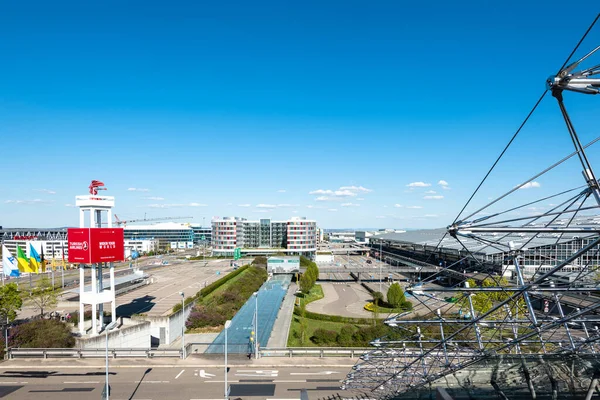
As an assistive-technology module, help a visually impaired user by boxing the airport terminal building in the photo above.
[370,220,600,280]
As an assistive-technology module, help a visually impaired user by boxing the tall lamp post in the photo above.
[379,240,383,293]
[224,320,232,400]
[253,291,259,359]
[104,320,118,400]
[179,291,185,359]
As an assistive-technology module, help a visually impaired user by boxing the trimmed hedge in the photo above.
[197,264,249,299]
[293,306,379,324]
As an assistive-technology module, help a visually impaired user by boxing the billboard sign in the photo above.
[68,228,124,263]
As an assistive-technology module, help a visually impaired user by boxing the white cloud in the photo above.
[339,185,372,193]
[143,196,165,201]
[34,189,56,195]
[424,214,439,218]
[334,189,356,197]
[328,208,338,212]
[406,205,423,209]
[425,190,437,194]
[407,182,431,187]
[394,204,403,208]
[64,203,76,208]
[238,204,251,207]
[128,188,149,192]
[357,198,365,201]
[341,203,360,207]
[277,189,286,193]
[292,210,298,213]
[256,204,276,208]
[309,186,369,199]
[188,202,207,207]
[309,189,333,195]
[518,181,541,189]
[277,203,297,207]
[5,199,53,205]
[438,180,449,186]
[423,195,444,200]
[316,196,330,201]
[254,209,269,213]
[375,216,386,219]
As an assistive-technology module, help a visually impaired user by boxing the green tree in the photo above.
[299,272,314,293]
[372,291,384,306]
[0,283,23,323]
[299,302,308,345]
[28,276,59,317]
[386,283,405,308]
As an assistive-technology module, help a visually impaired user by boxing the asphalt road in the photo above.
[0,365,355,400]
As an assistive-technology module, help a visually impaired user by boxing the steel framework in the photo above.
[343,24,600,400]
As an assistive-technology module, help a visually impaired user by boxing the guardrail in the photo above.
[7,347,182,359]
[260,347,371,358]
[8,346,371,359]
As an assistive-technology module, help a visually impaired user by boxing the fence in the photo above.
[7,347,181,359]
[8,346,371,359]
[185,343,371,358]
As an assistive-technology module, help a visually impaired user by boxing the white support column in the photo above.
[80,208,85,228]
[110,263,116,323]
[91,265,98,334]
[79,267,85,334]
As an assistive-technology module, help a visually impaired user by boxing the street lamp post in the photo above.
[104,320,118,400]
[253,291,259,359]
[224,320,232,400]
[179,291,185,359]
[379,240,383,293]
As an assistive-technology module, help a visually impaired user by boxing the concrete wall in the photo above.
[133,301,195,346]
[76,321,151,349]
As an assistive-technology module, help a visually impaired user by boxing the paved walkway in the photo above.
[307,283,374,318]
[266,281,298,348]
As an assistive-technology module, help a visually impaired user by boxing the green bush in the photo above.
[337,325,355,347]
[197,265,249,299]
[293,307,376,324]
[10,320,75,348]
[311,328,338,345]
[186,266,268,329]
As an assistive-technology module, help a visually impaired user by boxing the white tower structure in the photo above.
[76,181,117,335]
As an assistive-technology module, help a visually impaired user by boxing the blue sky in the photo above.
[1,1,599,229]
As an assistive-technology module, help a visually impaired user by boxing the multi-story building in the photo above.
[211,217,317,257]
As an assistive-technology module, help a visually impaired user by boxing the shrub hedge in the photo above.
[186,266,267,329]
[293,306,377,324]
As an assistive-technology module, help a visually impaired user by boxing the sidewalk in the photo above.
[266,281,298,348]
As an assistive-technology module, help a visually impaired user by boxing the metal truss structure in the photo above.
[343,20,600,400]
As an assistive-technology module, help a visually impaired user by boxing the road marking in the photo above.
[199,369,215,378]
[0,382,19,384]
[290,371,339,376]
[235,370,278,373]
[141,380,170,383]
[63,381,100,384]
[175,369,185,379]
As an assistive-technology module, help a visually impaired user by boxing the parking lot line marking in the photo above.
[175,369,185,379]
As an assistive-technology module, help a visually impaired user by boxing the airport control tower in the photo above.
[69,180,122,335]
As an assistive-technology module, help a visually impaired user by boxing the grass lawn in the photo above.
[287,314,372,347]
[295,284,324,307]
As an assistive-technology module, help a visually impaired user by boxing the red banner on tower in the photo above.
[68,228,124,263]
